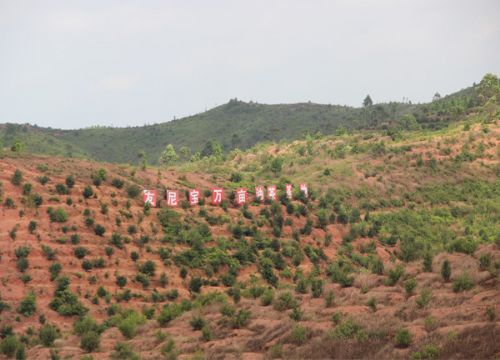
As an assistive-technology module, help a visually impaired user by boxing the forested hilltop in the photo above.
[1,74,498,165]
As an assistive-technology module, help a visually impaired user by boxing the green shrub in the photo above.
[16,258,29,273]
[116,276,127,288]
[395,328,412,348]
[367,297,376,312]
[118,311,146,339]
[486,306,495,321]
[423,252,433,272]
[80,331,100,353]
[65,175,75,188]
[201,326,212,341]
[22,183,32,195]
[55,183,68,195]
[190,315,206,331]
[48,207,68,223]
[416,288,432,308]
[111,178,124,189]
[410,344,439,360]
[189,277,203,293]
[70,234,80,245]
[49,277,88,316]
[404,278,417,296]
[479,253,492,271]
[158,304,184,326]
[0,335,21,357]
[386,264,405,285]
[139,261,156,277]
[295,277,308,294]
[49,263,62,281]
[39,324,59,346]
[74,247,88,259]
[331,318,363,339]
[452,273,474,292]
[0,300,10,314]
[229,309,251,328]
[289,306,303,321]
[17,292,36,317]
[126,184,141,198]
[134,273,150,288]
[82,186,94,199]
[273,292,298,311]
[15,344,26,360]
[14,246,31,259]
[423,315,438,332]
[74,315,100,336]
[260,289,274,306]
[441,260,451,282]
[311,278,323,298]
[288,325,310,345]
[4,197,15,208]
[11,170,23,186]
[94,224,106,236]
[38,175,49,185]
[110,342,139,360]
[324,290,335,307]
[370,257,384,275]
[268,344,283,359]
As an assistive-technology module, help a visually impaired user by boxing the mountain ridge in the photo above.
[0,80,481,164]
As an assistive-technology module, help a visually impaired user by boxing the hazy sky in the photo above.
[1,0,499,129]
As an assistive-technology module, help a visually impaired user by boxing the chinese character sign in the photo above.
[285,184,293,199]
[189,189,200,206]
[166,190,178,207]
[255,185,264,202]
[299,183,308,197]
[143,190,157,207]
[235,188,247,206]
[212,188,224,205]
[267,185,277,201]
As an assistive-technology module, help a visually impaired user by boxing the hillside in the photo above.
[0,107,498,359]
[0,80,480,165]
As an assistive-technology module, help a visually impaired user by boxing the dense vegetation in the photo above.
[1,75,497,164]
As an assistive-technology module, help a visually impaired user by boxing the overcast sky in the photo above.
[1,0,499,129]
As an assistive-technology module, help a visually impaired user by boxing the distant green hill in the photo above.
[0,80,484,164]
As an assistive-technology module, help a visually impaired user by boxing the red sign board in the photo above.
[166,190,178,207]
[143,190,157,207]
[189,189,200,206]
[235,188,247,206]
[267,185,277,201]
[212,188,224,205]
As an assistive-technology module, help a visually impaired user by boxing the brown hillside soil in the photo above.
[0,121,499,359]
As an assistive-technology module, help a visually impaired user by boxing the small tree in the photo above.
[116,276,127,288]
[363,95,373,107]
[82,186,94,199]
[139,261,156,277]
[395,328,412,348]
[11,170,23,186]
[423,252,433,272]
[270,157,283,176]
[17,292,36,316]
[189,277,202,294]
[0,335,21,357]
[65,175,75,188]
[39,324,59,347]
[80,331,100,353]
[441,259,451,282]
[159,144,179,166]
